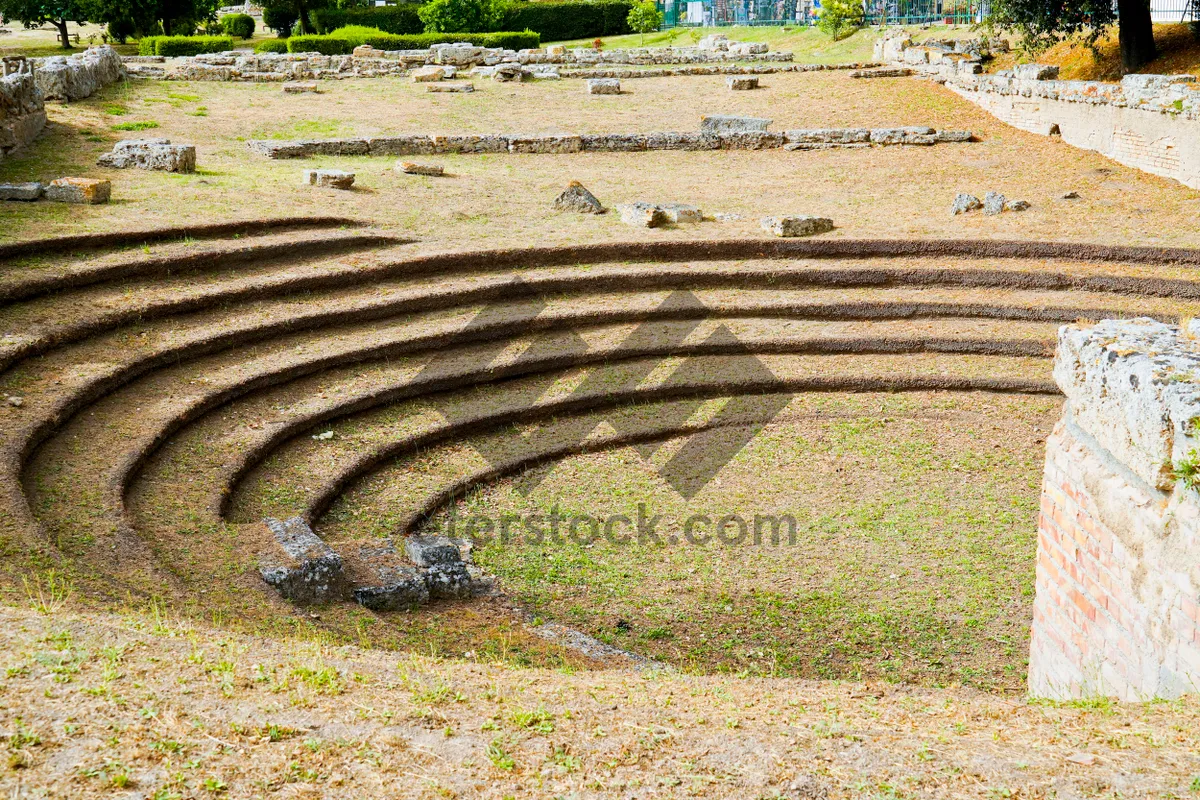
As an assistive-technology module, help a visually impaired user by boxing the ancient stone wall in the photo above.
[877,35,1200,189]
[32,45,125,102]
[1030,318,1200,700]
[0,63,45,162]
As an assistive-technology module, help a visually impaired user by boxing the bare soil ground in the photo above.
[2,602,1200,799]
[2,70,1200,248]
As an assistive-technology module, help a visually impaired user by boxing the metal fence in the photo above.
[657,0,1197,28]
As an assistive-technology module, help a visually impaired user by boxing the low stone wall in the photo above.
[32,45,125,102]
[247,126,973,158]
[560,62,880,80]
[878,35,1200,189]
[1031,318,1200,700]
[0,63,45,162]
[123,41,799,82]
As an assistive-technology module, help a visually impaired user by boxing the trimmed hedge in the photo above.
[220,13,255,39]
[287,29,540,53]
[286,34,354,55]
[311,6,424,35]
[503,1,634,41]
[312,2,631,42]
[139,35,235,57]
[253,38,290,53]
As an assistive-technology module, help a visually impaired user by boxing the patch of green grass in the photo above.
[112,121,161,132]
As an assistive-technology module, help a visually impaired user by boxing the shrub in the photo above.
[501,1,633,42]
[220,13,255,39]
[263,4,299,37]
[287,34,354,55]
[325,24,389,48]
[625,0,661,44]
[106,18,135,44]
[254,38,290,53]
[150,35,235,57]
[816,0,864,41]
[324,29,540,51]
[419,0,506,33]
[138,36,161,55]
[311,6,424,35]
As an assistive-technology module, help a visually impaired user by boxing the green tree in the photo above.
[418,0,504,34]
[0,0,91,48]
[625,0,661,45]
[815,0,864,42]
[986,0,1155,73]
[260,0,328,34]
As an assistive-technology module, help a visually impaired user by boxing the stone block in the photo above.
[760,215,833,237]
[412,65,447,82]
[303,169,354,189]
[405,535,464,567]
[660,203,703,223]
[553,181,605,213]
[617,202,669,228]
[950,193,981,215]
[258,517,349,605]
[282,81,319,93]
[700,114,772,133]
[645,131,720,150]
[399,161,444,176]
[45,177,110,204]
[1014,63,1059,81]
[983,191,1006,215]
[1005,199,1031,211]
[0,182,42,201]
[717,131,785,150]
[427,82,475,93]
[353,564,430,610]
[96,139,196,173]
[726,76,758,90]
[587,78,621,94]
[425,562,473,600]
[507,135,582,154]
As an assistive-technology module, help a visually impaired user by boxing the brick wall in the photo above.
[1029,319,1200,700]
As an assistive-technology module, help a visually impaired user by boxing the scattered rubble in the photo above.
[950,193,982,215]
[760,215,833,237]
[303,169,354,189]
[661,203,703,223]
[553,181,605,213]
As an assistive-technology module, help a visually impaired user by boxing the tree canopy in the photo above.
[987,0,1156,73]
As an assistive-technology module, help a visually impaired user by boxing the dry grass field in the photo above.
[5,41,1200,799]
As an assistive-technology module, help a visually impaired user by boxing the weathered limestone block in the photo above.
[45,177,110,204]
[427,82,474,93]
[553,180,605,213]
[718,131,785,149]
[760,215,833,237]
[726,75,758,90]
[983,191,1006,216]
[1014,63,1059,81]
[507,134,582,154]
[0,182,42,201]
[399,161,444,176]
[258,516,349,605]
[784,128,870,145]
[303,169,354,189]
[353,564,430,610]
[579,133,647,151]
[617,202,669,228]
[587,78,621,94]
[33,45,125,102]
[700,114,772,133]
[1006,199,1031,211]
[850,67,914,78]
[1029,318,1200,700]
[645,131,720,150]
[412,65,447,82]
[869,126,935,145]
[950,193,981,215]
[282,81,319,93]
[97,139,196,173]
[661,203,702,223]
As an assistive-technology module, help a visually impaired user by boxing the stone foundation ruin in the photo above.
[1031,318,1200,700]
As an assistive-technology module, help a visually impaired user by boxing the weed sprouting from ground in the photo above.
[22,570,73,615]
